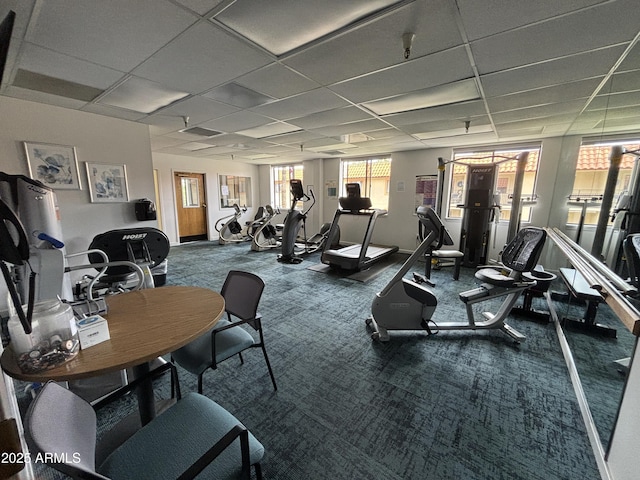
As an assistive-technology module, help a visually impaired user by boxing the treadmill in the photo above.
[321,183,398,271]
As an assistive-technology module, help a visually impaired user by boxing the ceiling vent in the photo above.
[180,126,223,137]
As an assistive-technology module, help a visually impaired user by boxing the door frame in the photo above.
[172,169,209,243]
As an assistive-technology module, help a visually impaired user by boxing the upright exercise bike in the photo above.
[278,179,338,264]
[366,206,546,342]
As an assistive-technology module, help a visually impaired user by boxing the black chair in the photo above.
[172,270,277,393]
[25,381,264,480]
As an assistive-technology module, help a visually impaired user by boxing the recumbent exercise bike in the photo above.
[367,206,547,342]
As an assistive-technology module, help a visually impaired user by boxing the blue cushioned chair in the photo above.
[172,270,277,393]
[24,381,264,480]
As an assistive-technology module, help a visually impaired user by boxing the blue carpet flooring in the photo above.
[15,240,624,479]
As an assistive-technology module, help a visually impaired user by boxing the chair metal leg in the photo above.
[424,253,433,279]
[170,363,182,400]
[254,462,263,480]
[197,373,204,394]
[261,345,277,391]
[238,352,244,364]
[453,257,461,280]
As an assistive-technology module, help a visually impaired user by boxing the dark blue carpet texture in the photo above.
[18,240,633,480]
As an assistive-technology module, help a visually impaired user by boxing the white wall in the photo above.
[0,96,157,310]
[153,153,260,245]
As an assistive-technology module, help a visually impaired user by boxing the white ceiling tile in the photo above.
[26,0,198,72]
[251,88,349,120]
[308,118,390,137]
[362,78,480,115]
[174,0,226,16]
[81,103,148,121]
[237,122,301,138]
[382,100,487,127]
[262,130,325,146]
[486,79,601,113]
[282,0,462,85]
[214,0,402,55]
[471,0,640,74]
[235,64,319,99]
[154,95,239,124]
[491,100,586,124]
[290,106,374,129]
[457,0,607,41]
[330,47,474,103]
[480,46,625,97]
[133,22,273,94]
[588,91,640,111]
[96,77,189,113]
[199,111,274,132]
[2,85,89,109]
[18,44,125,89]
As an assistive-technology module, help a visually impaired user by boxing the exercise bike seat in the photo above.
[402,278,437,306]
[474,268,518,287]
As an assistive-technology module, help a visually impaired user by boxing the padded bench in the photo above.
[558,267,616,338]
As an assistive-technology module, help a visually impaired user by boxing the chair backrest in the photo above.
[24,382,108,479]
[416,206,454,248]
[624,233,640,288]
[221,270,265,321]
[501,226,547,272]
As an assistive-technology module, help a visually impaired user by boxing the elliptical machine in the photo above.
[250,205,281,252]
[215,204,251,245]
[278,179,338,264]
[366,206,546,343]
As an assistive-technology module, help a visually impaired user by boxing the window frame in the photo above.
[340,156,392,210]
[271,164,304,210]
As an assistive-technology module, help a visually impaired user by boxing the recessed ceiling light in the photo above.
[363,78,480,116]
[97,77,189,114]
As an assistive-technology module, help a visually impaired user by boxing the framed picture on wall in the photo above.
[85,163,130,203]
[24,141,82,190]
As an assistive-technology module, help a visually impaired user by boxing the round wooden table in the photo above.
[1,285,225,423]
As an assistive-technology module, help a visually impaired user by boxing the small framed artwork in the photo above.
[24,141,82,190]
[86,163,130,203]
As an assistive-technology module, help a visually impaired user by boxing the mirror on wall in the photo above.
[219,175,251,208]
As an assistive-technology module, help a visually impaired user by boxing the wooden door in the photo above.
[174,172,208,243]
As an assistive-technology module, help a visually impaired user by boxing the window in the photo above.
[447,147,541,221]
[219,175,251,208]
[341,157,392,210]
[272,164,303,210]
[568,140,640,226]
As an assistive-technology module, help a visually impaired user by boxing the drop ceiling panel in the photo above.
[81,103,148,121]
[133,22,273,94]
[457,0,607,41]
[598,70,640,95]
[238,122,301,138]
[480,45,625,97]
[486,79,600,113]
[471,0,640,75]
[155,95,240,124]
[213,0,402,55]
[18,44,124,89]
[26,0,198,72]
[250,88,349,120]
[308,118,390,137]
[234,64,319,99]
[174,0,226,16]
[199,111,274,132]
[492,100,586,125]
[330,46,474,104]
[262,130,324,146]
[282,0,462,85]
[382,100,487,127]
[290,106,374,129]
[2,85,89,110]
[587,91,640,111]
